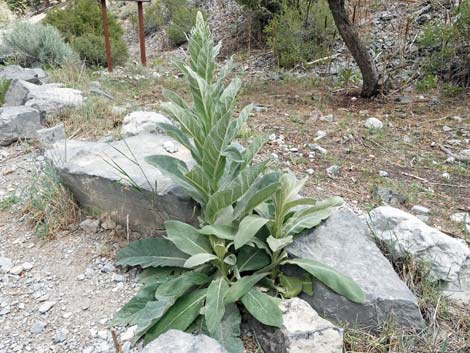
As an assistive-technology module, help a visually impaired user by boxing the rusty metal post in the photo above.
[100,0,113,72]
[137,1,147,66]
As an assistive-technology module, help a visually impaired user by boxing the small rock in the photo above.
[306,168,314,175]
[77,274,85,281]
[31,321,47,334]
[450,213,470,224]
[442,125,452,132]
[364,117,383,130]
[372,186,407,206]
[112,273,126,283]
[411,205,430,215]
[38,301,56,314]
[121,325,137,341]
[379,170,389,177]
[141,330,228,353]
[442,172,451,180]
[0,257,13,272]
[101,218,116,230]
[36,124,65,146]
[308,143,328,155]
[112,106,127,115]
[326,165,340,175]
[162,141,179,154]
[270,153,279,159]
[54,328,68,343]
[101,263,114,273]
[9,265,24,275]
[314,130,327,140]
[22,262,33,271]
[251,298,343,353]
[320,114,334,122]
[80,219,100,234]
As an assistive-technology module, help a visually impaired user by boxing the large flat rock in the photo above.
[0,65,46,84]
[46,134,197,233]
[141,330,228,353]
[0,106,42,146]
[368,206,470,303]
[4,79,83,118]
[287,209,424,329]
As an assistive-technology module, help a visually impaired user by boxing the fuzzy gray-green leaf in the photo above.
[116,238,189,268]
[241,288,282,328]
[165,220,213,256]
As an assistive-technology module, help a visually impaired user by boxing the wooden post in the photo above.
[100,0,113,72]
[137,1,147,66]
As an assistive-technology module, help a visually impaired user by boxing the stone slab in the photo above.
[287,209,424,329]
[46,134,198,234]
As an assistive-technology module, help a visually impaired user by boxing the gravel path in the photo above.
[0,145,141,353]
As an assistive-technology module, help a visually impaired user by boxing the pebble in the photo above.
[77,274,85,281]
[120,325,137,341]
[442,125,452,132]
[0,257,13,272]
[307,143,328,155]
[379,170,389,177]
[31,321,47,334]
[101,218,116,230]
[364,117,383,129]
[314,130,327,140]
[112,273,126,283]
[54,328,68,343]
[162,141,178,153]
[9,265,24,275]
[80,219,100,234]
[22,262,33,271]
[326,165,340,175]
[442,172,450,180]
[270,153,279,159]
[38,301,56,314]
[411,205,430,215]
[450,213,470,224]
[320,113,334,122]
[305,168,314,175]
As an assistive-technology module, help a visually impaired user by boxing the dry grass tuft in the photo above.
[23,164,80,238]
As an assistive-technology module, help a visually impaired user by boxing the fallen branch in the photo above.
[400,172,428,182]
[439,144,470,163]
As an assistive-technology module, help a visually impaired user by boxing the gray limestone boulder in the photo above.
[368,206,470,303]
[46,134,197,233]
[36,123,65,147]
[4,79,83,118]
[250,298,343,353]
[121,111,173,138]
[0,106,42,145]
[287,209,424,329]
[0,65,46,84]
[140,330,228,353]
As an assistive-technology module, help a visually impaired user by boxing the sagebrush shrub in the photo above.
[265,0,335,67]
[0,22,78,67]
[45,0,128,67]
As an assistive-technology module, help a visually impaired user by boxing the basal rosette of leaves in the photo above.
[113,12,365,353]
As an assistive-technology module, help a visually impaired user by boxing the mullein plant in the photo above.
[113,12,365,353]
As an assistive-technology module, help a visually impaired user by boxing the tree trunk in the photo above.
[327,0,379,97]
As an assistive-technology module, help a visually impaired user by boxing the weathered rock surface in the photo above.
[368,206,470,303]
[250,298,343,353]
[141,330,228,353]
[287,209,424,329]
[0,65,46,84]
[4,79,83,117]
[36,123,65,146]
[0,106,42,146]
[120,111,172,137]
[46,134,197,233]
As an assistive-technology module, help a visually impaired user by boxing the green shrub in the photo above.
[130,0,200,47]
[113,13,364,353]
[45,0,128,67]
[418,1,470,87]
[265,0,335,67]
[416,74,437,92]
[0,22,78,67]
